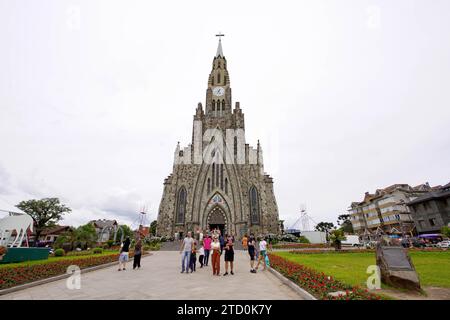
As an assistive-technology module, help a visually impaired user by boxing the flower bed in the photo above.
[0,252,133,290]
[285,247,446,255]
[288,249,375,255]
[272,243,330,249]
[66,249,117,257]
[268,253,382,300]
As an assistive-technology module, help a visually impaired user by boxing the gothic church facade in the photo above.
[156,39,279,239]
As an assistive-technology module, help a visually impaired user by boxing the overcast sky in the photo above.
[1,0,449,230]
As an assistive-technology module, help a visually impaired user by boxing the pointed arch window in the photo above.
[225,178,228,194]
[207,178,211,194]
[217,72,221,84]
[216,163,220,187]
[212,100,216,116]
[212,163,215,188]
[222,99,225,113]
[176,187,187,224]
[249,186,260,225]
[220,164,224,190]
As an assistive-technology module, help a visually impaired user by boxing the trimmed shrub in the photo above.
[272,243,330,249]
[67,250,92,257]
[298,236,310,244]
[54,249,65,257]
[0,253,134,290]
[93,248,103,254]
[279,234,298,242]
[144,243,160,251]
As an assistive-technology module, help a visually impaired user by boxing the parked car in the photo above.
[341,235,362,247]
[363,240,377,249]
[436,240,450,248]
[411,238,426,248]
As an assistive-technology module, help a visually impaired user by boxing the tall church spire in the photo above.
[206,33,232,118]
[215,32,225,57]
[216,38,223,57]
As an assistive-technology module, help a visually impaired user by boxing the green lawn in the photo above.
[0,250,119,269]
[274,251,450,288]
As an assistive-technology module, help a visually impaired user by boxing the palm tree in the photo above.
[329,229,346,251]
[53,230,76,250]
[74,223,97,249]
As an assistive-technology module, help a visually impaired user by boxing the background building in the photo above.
[407,182,450,234]
[90,219,118,242]
[39,225,72,243]
[349,183,436,237]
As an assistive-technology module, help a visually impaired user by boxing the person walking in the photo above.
[203,234,211,266]
[198,245,205,268]
[247,234,256,273]
[190,240,197,273]
[242,234,248,251]
[223,235,235,276]
[118,236,131,271]
[179,231,194,274]
[211,236,221,276]
[219,232,225,254]
[255,236,268,272]
[133,238,142,270]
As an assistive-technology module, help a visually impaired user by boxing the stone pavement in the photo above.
[0,250,303,300]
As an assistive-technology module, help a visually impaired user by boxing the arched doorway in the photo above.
[207,206,227,235]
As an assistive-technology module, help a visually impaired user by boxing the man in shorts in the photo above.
[247,234,256,273]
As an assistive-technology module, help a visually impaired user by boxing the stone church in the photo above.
[156,38,279,239]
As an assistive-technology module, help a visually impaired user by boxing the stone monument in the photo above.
[376,242,421,291]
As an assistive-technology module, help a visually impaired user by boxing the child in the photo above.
[189,240,197,273]
[198,245,205,268]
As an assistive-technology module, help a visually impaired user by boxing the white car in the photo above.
[436,240,450,248]
[341,235,362,247]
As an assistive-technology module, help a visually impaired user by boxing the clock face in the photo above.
[213,86,225,96]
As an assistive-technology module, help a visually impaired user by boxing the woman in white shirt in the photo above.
[255,237,268,271]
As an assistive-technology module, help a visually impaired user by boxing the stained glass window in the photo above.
[249,186,260,224]
[176,187,186,224]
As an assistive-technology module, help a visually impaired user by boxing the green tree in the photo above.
[329,229,347,251]
[314,222,335,233]
[116,224,134,243]
[16,198,71,246]
[150,220,157,236]
[337,214,354,233]
[74,223,97,248]
[441,226,450,238]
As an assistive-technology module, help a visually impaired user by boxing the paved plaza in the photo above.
[0,250,303,300]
